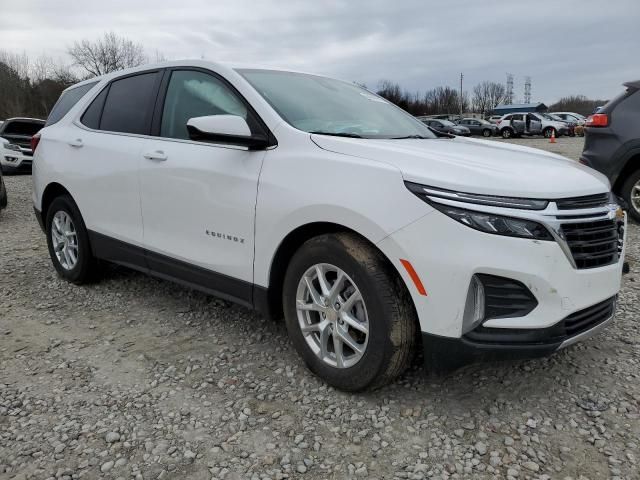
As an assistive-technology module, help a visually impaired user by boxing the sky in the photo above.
[1,0,639,104]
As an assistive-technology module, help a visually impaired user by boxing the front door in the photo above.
[527,114,542,135]
[138,69,266,305]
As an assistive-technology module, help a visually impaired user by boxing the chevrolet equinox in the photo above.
[33,61,626,391]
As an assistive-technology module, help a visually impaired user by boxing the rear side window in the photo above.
[98,72,160,135]
[2,120,44,136]
[81,88,108,129]
[45,82,97,127]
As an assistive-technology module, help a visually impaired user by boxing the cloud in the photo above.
[1,0,638,102]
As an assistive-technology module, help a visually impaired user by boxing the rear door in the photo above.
[138,68,267,305]
[511,114,525,134]
[69,70,162,260]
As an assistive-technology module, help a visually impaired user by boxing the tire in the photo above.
[501,128,513,139]
[282,233,417,391]
[543,127,556,138]
[482,129,492,137]
[621,170,640,223]
[45,195,100,284]
[0,176,7,210]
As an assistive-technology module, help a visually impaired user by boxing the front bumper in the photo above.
[377,205,625,364]
[1,155,33,173]
[422,296,616,372]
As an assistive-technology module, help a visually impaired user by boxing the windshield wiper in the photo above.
[309,131,363,138]
[391,134,428,139]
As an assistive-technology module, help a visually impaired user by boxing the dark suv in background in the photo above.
[581,80,640,220]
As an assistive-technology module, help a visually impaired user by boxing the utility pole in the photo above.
[460,73,464,117]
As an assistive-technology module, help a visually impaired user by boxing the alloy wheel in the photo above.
[295,263,369,369]
[51,211,79,270]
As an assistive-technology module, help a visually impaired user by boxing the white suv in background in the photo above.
[32,61,626,390]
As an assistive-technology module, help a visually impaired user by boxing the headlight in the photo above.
[432,204,553,240]
[5,143,21,152]
[405,182,553,240]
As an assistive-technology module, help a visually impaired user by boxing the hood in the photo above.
[311,135,609,198]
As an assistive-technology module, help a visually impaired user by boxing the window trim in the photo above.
[151,66,277,147]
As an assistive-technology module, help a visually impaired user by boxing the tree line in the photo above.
[0,32,158,120]
[376,80,506,117]
[375,80,609,118]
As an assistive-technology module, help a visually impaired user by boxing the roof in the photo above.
[493,103,547,110]
[63,60,327,92]
[623,80,640,89]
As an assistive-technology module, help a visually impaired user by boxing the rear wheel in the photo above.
[282,233,417,391]
[621,170,640,222]
[46,195,100,284]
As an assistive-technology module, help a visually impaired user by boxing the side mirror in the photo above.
[186,115,269,150]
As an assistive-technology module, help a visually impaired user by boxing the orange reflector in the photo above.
[400,259,427,296]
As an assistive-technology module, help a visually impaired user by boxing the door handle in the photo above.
[68,138,83,148]
[143,150,168,161]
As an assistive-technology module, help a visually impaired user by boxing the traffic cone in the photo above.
[549,129,556,143]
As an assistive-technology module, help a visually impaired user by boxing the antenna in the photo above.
[506,73,514,104]
[524,76,532,104]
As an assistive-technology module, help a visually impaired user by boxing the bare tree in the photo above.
[486,82,507,111]
[68,31,147,77]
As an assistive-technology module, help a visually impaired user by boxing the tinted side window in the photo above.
[45,82,98,127]
[100,72,160,135]
[160,70,248,140]
[81,87,108,129]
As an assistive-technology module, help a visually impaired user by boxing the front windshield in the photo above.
[237,69,436,139]
[439,120,456,126]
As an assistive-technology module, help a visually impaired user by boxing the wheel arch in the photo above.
[41,182,74,220]
[612,152,640,194]
[256,221,416,322]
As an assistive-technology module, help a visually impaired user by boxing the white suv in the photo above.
[32,61,626,390]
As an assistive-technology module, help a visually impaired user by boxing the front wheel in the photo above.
[621,170,640,222]
[543,127,556,138]
[282,233,417,391]
[46,195,100,284]
[482,129,492,137]
[501,128,513,139]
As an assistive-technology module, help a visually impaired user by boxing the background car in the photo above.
[496,113,542,138]
[542,113,576,137]
[0,117,45,173]
[528,112,569,138]
[581,79,640,221]
[486,115,503,124]
[456,118,497,137]
[421,119,471,136]
[552,112,586,126]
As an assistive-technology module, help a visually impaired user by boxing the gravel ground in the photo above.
[1,136,639,480]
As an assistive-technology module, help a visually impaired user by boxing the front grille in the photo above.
[556,193,609,210]
[564,296,616,336]
[561,219,620,269]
